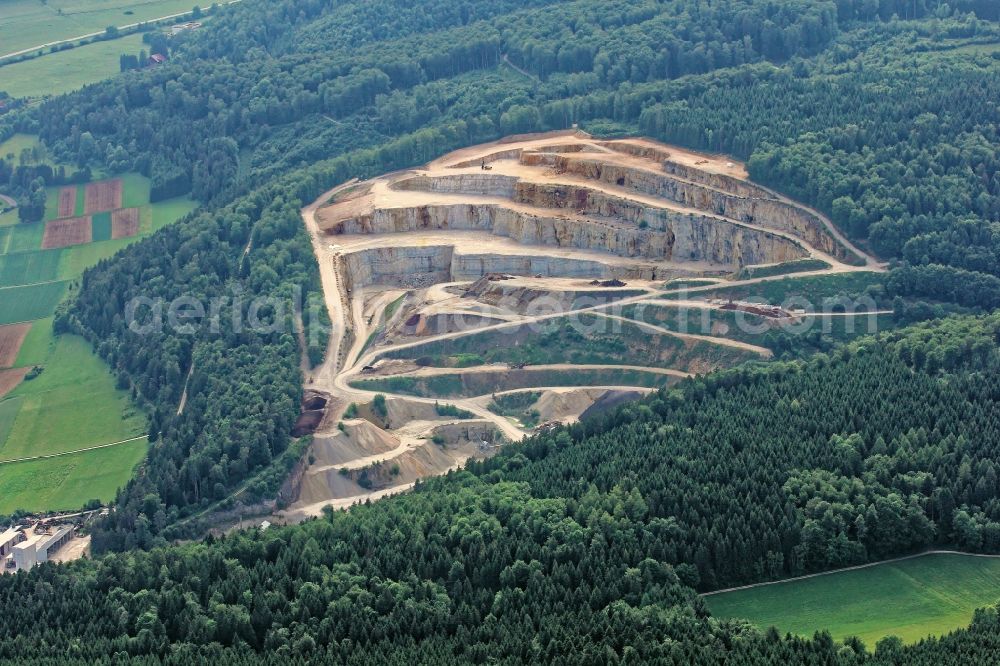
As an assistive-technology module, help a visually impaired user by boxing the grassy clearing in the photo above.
[384,314,756,372]
[621,303,897,358]
[0,0,198,56]
[352,367,679,398]
[0,437,148,513]
[664,272,887,309]
[2,136,83,219]
[0,134,44,161]
[0,281,67,325]
[737,259,832,280]
[0,332,145,461]
[147,195,198,232]
[488,391,541,427]
[663,278,720,289]
[705,553,1000,647]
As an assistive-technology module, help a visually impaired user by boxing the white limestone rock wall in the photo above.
[342,246,454,289]
[392,174,518,197]
[451,254,613,280]
[547,155,858,263]
[660,160,776,200]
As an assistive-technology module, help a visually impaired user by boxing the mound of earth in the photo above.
[532,388,610,423]
[578,390,646,422]
[309,420,400,467]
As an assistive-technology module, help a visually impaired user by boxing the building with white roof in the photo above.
[10,526,73,572]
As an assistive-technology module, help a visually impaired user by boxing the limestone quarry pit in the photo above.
[276,131,879,522]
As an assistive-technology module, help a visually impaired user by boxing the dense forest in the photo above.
[2,0,997,288]
[3,314,1000,663]
[5,0,994,546]
[0,0,999,661]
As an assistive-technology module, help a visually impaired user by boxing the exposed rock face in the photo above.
[449,149,523,168]
[430,421,504,446]
[511,182,805,265]
[536,154,857,263]
[661,160,776,200]
[597,140,673,163]
[453,253,613,280]
[464,283,646,314]
[394,174,517,197]
[333,200,804,267]
[340,245,693,289]
[342,246,454,290]
[291,390,330,436]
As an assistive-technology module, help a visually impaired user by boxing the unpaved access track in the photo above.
[285,131,883,519]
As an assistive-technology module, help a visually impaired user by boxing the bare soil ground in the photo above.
[42,216,91,249]
[83,179,122,215]
[57,187,76,218]
[47,535,90,563]
[0,323,31,368]
[0,367,29,398]
[533,388,608,423]
[111,207,140,239]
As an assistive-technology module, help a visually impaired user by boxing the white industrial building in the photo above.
[9,526,73,572]
[0,527,24,565]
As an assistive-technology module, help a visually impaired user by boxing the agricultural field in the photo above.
[0,32,147,99]
[0,282,68,325]
[0,0,199,57]
[705,553,1000,646]
[0,331,146,461]
[0,436,148,513]
[0,158,195,513]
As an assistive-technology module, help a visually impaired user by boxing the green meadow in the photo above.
[0,0,199,57]
[664,271,888,310]
[0,153,196,513]
[705,553,1000,647]
[0,437,148,513]
[0,282,68,324]
[0,33,149,99]
[0,327,146,462]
